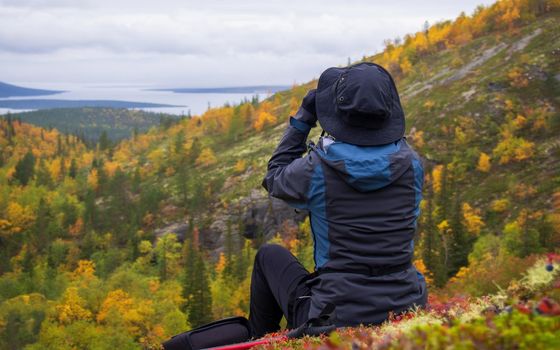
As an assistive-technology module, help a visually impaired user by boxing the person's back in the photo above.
[300,137,426,325]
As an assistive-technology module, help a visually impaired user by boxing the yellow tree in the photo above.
[513,138,535,161]
[87,168,98,190]
[432,165,444,194]
[47,158,62,181]
[210,253,237,318]
[412,32,429,55]
[72,260,96,281]
[399,57,413,75]
[427,23,451,49]
[449,12,473,45]
[413,259,434,285]
[437,219,451,271]
[493,134,534,164]
[234,159,247,174]
[477,152,491,172]
[55,287,92,325]
[97,289,156,338]
[508,67,529,88]
[253,111,277,132]
[195,148,217,167]
[288,96,300,116]
[462,202,485,235]
[104,161,120,177]
[499,0,521,31]
[411,130,425,148]
[1,202,35,237]
[491,198,510,213]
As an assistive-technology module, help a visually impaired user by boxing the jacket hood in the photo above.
[315,137,413,192]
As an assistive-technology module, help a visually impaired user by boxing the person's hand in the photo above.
[294,89,318,127]
[301,89,317,116]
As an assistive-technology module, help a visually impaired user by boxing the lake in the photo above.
[0,82,281,116]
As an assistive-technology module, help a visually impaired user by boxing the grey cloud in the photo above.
[0,0,496,85]
[0,1,494,55]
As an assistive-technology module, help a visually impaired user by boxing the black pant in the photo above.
[248,244,311,338]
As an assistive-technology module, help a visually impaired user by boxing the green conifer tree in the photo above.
[98,131,111,151]
[222,220,235,279]
[13,150,35,186]
[188,252,213,327]
[68,158,78,179]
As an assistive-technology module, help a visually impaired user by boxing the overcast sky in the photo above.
[0,0,495,87]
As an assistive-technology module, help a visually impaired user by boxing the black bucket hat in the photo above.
[315,62,405,146]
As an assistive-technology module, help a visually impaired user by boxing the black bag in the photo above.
[162,316,251,350]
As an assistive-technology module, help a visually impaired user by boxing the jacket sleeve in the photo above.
[261,117,315,209]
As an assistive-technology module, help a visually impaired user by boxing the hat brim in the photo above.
[315,63,405,146]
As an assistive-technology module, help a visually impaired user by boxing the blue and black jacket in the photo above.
[262,118,427,326]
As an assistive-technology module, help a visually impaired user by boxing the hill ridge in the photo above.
[0,81,63,98]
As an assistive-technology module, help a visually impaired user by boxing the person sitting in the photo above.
[251,62,427,336]
[162,62,427,349]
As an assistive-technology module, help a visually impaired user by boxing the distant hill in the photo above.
[0,81,63,98]
[0,98,180,110]
[8,107,181,142]
[152,85,290,94]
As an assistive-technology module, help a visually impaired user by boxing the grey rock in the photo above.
[238,189,306,240]
[154,188,307,261]
[509,28,542,53]
[445,43,508,83]
[154,221,190,241]
[488,81,507,92]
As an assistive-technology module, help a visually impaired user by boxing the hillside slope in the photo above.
[128,7,560,287]
[0,1,559,349]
